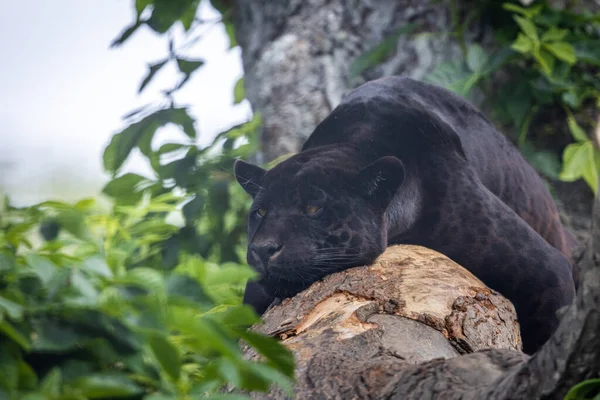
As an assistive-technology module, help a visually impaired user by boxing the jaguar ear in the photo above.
[234,159,267,198]
[357,156,405,210]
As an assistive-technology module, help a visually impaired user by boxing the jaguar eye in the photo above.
[304,205,322,215]
[256,208,267,217]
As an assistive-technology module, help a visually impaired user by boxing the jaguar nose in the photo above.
[249,242,282,269]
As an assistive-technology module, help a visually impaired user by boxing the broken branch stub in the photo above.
[241,245,523,398]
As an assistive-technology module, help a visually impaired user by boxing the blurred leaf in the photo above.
[111,20,143,48]
[182,195,204,224]
[466,44,488,72]
[541,26,568,42]
[350,23,417,77]
[238,331,294,377]
[543,42,576,65]
[55,208,90,240]
[147,0,200,33]
[225,22,237,48]
[482,46,515,74]
[233,77,245,104]
[39,368,61,397]
[79,256,113,279]
[102,173,149,205]
[535,49,555,77]
[559,141,591,181]
[565,378,600,400]
[71,373,143,398]
[176,57,204,75]
[502,3,542,18]
[572,39,600,66]
[0,322,31,350]
[166,274,212,306]
[103,108,196,173]
[514,15,538,41]
[583,148,600,195]
[148,332,181,380]
[139,60,169,93]
[0,296,24,320]
[24,254,57,285]
[512,33,533,53]
[567,114,589,143]
[0,251,16,273]
[135,0,153,15]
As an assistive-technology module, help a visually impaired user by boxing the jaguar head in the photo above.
[234,148,405,298]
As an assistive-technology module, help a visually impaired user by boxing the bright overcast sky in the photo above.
[0,0,250,206]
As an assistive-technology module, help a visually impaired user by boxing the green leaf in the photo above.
[565,378,600,400]
[544,42,577,65]
[535,49,555,77]
[55,208,90,240]
[148,332,181,380]
[481,46,515,74]
[24,254,57,285]
[0,296,23,320]
[572,39,600,66]
[0,251,16,273]
[176,57,204,75]
[225,22,237,48]
[166,273,212,305]
[176,57,204,88]
[31,318,82,352]
[17,360,38,391]
[147,0,200,33]
[39,368,61,397]
[71,373,143,399]
[110,20,143,48]
[103,107,196,173]
[502,3,542,18]
[0,343,19,392]
[559,142,592,181]
[466,44,488,72]
[233,77,245,104]
[182,195,205,223]
[511,33,533,54]
[158,143,187,155]
[135,0,153,15]
[79,256,113,279]
[514,15,538,41]
[567,115,589,142]
[244,363,294,396]
[102,173,149,205]
[541,27,568,42]
[238,330,295,377]
[139,60,168,94]
[0,322,31,350]
[349,23,417,77]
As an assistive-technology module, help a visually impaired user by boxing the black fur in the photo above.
[234,76,577,355]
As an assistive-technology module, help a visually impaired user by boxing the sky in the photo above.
[0,0,250,206]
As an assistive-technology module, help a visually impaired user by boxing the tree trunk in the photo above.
[234,0,486,164]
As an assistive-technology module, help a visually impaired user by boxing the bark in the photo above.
[233,0,487,164]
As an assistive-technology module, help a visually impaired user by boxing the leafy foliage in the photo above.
[424,1,600,193]
[0,195,293,399]
[0,0,296,398]
[351,0,600,194]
